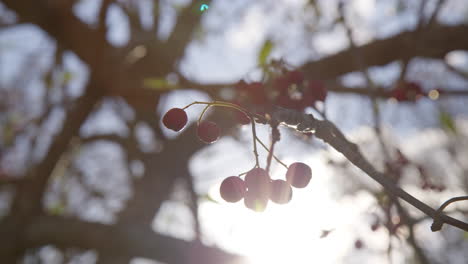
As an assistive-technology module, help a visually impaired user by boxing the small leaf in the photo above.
[49,203,66,215]
[439,111,457,134]
[464,231,468,240]
[200,193,219,204]
[258,40,274,66]
[143,78,178,91]
[62,71,74,85]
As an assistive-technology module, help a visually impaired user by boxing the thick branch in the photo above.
[21,215,245,264]
[12,76,102,216]
[302,24,468,79]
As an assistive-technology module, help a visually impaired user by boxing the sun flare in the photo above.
[200,159,358,264]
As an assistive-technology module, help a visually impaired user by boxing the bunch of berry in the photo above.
[390,81,425,102]
[233,70,327,114]
[162,98,313,212]
[220,162,311,212]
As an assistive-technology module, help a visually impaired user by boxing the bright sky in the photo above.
[1,0,468,263]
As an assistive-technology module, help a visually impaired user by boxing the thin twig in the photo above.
[432,196,468,231]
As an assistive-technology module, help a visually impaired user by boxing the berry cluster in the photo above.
[389,81,431,102]
[233,70,327,114]
[162,98,314,212]
[220,162,312,212]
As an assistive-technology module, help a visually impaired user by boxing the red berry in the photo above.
[307,80,327,102]
[247,82,268,105]
[273,76,290,93]
[354,239,364,249]
[244,190,269,212]
[245,168,271,195]
[287,70,304,84]
[269,180,292,204]
[276,93,296,109]
[286,162,312,188]
[391,88,407,101]
[197,121,220,143]
[220,176,247,203]
[162,108,188,132]
[235,111,251,125]
[370,223,380,231]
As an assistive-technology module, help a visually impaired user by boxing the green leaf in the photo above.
[258,40,274,66]
[439,111,457,134]
[49,203,66,215]
[200,193,219,204]
[464,231,468,240]
[62,71,74,85]
[143,78,178,91]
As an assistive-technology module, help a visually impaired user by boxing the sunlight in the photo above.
[200,157,358,264]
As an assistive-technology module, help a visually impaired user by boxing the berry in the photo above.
[354,239,364,249]
[244,190,269,212]
[220,176,247,203]
[391,81,424,102]
[269,180,292,204]
[235,111,251,125]
[287,70,304,84]
[162,108,188,132]
[370,222,380,231]
[306,80,327,102]
[197,121,220,143]
[247,82,268,105]
[273,76,290,93]
[245,168,271,195]
[286,162,312,188]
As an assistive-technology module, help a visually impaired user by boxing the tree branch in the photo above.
[21,214,245,264]
[302,24,468,80]
[271,107,468,232]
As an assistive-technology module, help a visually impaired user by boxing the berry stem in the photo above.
[255,137,288,169]
[250,115,260,168]
[266,125,278,172]
[182,101,265,122]
[198,105,211,124]
[237,165,257,177]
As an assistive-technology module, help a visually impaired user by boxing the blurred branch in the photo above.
[183,166,201,239]
[271,107,468,232]
[444,61,468,80]
[0,76,102,261]
[12,76,102,216]
[0,177,23,186]
[5,0,467,112]
[164,1,211,62]
[339,4,430,258]
[152,0,160,32]
[415,0,429,31]
[427,0,447,26]
[20,214,245,264]
[301,24,468,80]
[393,198,430,264]
[179,73,468,99]
[338,1,391,162]
[98,0,114,31]
[116,120,204,225]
